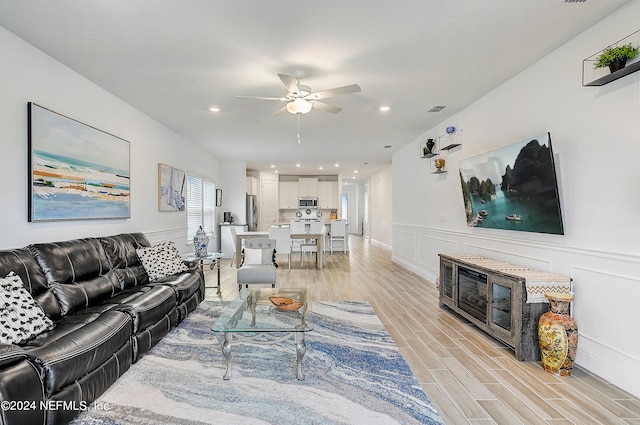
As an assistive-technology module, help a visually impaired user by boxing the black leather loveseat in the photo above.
[0,233,205,425]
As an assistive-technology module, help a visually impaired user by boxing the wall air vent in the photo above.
[427,105,446,112]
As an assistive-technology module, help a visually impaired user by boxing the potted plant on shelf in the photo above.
[594,43,639,73]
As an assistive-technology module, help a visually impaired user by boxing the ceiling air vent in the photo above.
[557,0,587,4]
[427,105,446,112]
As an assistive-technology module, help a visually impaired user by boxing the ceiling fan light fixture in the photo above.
[286,98,313,115]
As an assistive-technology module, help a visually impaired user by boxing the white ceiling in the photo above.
[0,0,629,180]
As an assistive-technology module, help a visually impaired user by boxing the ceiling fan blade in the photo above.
[272,105,289,117]
[308,84,361,100]
[311,101,342,113]
[278,73,300,94]
[235,95,287,101]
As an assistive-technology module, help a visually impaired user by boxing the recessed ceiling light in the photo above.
[334,163,340,167]
[274,170,279,174]
[352,176,356,179]
[318,166,324,170]
[379,105,391,112]
[296,163,301,167]
[209,107,220,112]
[354,170,358,173]
[270,164,275,168]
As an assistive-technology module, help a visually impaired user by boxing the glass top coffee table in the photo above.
[212,288,313,380]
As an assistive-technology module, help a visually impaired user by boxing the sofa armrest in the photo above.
[0,344,46,425]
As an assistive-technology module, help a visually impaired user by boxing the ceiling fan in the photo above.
[236,73,361,117]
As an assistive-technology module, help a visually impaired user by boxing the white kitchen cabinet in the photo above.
[318,181,339,209]
[298,177,318,197]
[278,181,299,209]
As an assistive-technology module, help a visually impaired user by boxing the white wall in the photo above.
[0,25,220,252]
[218,160,247,224]
[370,166,392,248]
[392,3,640,396]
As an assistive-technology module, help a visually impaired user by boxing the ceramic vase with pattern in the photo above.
[193,226,209,257]
[538,292,578,376]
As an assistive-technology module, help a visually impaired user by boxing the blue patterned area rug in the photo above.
[72,301,444,425]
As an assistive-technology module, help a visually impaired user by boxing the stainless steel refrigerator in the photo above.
[246,194,258,231]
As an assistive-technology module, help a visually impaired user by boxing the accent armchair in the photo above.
[236,238,278,291]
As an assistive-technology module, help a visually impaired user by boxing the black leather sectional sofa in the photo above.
[0,233,205,425]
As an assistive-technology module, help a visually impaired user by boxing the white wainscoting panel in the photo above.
[391,222,640,397]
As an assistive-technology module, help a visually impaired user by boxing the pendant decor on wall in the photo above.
[193,226,209,257]
[538,292,578,376]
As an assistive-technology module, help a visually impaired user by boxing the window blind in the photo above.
[187,173,215,242]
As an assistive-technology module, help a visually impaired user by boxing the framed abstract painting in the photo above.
[28,103,131,222]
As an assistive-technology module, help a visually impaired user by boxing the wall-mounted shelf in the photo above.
[583,29,640,87]
[440,143,461,151]
[420,130,462,175]
[419,139,437,158]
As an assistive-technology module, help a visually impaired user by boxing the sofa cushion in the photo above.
[136,241,188,280]
[100,233,151,290]
[0,272,55,344]
[22,310,132,397]
[152,270,202,304]
[28,238,111,284]
[100,233,150,269]
[47,270,121,316]
[0,248,61,320]
[115,285,177,333]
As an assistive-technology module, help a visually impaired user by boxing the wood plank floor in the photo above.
[202,236,640,425]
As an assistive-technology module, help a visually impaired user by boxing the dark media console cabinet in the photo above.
[438,253,571,361]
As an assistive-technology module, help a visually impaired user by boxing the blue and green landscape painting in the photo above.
[458,132,564,235]
[29,103,130,221]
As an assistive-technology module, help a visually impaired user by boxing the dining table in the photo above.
[235,229,325,269]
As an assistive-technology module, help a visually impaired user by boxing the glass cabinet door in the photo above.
[491,282,512,331]
[441,262,453,300]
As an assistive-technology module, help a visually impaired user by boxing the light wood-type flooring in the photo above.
[202,235,640,425]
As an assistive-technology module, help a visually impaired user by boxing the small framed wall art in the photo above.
[158,163,186,211]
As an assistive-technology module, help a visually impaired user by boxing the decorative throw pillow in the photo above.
[136,241,188,281]
[0,272,55,344]
[240,247,277,268]
[242,248,263,265]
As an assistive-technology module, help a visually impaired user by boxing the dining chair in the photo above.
[329,219,347,253]
[301,221,324,266]
[228,226,237,267]
[268,227,292,269]
[289,220,306,263]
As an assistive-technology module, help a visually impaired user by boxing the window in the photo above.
[187,173,215,242]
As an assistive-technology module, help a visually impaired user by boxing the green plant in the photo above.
[594,43,639,69]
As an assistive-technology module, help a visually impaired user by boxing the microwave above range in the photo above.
[298,197,318,208]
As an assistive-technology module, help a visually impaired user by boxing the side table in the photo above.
[182,252,225,295]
